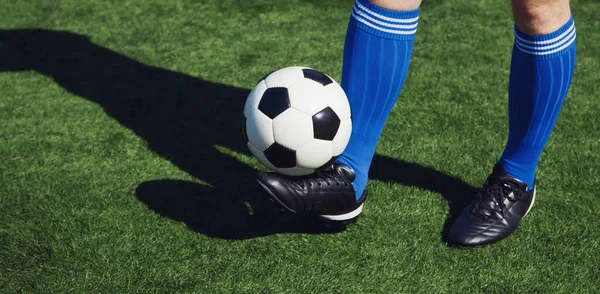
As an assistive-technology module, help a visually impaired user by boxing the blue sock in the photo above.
[337,0,419,198]
[499,17,576,190]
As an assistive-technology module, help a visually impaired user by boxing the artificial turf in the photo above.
[1,0,599,292]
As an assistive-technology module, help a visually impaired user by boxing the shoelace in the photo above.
[299,166,349,189]
[471,179,524,219]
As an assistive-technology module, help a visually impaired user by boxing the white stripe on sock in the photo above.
[352,11,417,35]
[515,23,575,45]
[515,33,576,56]
[355,1,419,24]
[515,28,576,52]
[352,7,418,30]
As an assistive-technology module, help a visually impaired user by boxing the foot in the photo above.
[257,163,367,225]
[447,164,536,247]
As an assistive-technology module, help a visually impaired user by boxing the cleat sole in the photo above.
[524,186,536,217]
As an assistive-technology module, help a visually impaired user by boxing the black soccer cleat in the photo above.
[447,164,536,247]
[257,163,367,225]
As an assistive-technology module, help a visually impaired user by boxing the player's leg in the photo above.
[501,0,573,186]
[448,0,576,247]
[369,0,421,10]
[257,0,421,224]
[337,0,421,199]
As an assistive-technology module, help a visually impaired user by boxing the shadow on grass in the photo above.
[0,29,476,240]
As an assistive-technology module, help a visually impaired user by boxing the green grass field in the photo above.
[2,0,599,292]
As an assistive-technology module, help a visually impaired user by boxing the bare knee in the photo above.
[369,0,422,11]
[512,0,571,35]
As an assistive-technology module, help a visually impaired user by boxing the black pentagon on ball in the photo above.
[263,142,296,168]
[302,68,333,86]
[312,107,340,141]
[258,87,290,119]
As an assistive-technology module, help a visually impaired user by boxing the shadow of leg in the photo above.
[370,155,478,242]
[1,28,477,242]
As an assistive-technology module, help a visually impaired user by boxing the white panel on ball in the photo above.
[264,67,306,88]
[287,78,329,116]
[247,142,276,170]
[276,166,314,177]
[332,118,352,156]
[246,110,275,151]
[296,139,334,169]
[244,80,268,118]
[272,108,313,150]
[321,83,351,120]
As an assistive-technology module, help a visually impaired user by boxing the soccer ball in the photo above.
[243,66,352,176]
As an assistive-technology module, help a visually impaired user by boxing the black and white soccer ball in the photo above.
[243,66,352,176]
